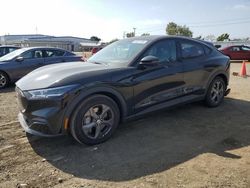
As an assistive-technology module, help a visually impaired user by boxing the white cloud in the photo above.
[232,4,250,10]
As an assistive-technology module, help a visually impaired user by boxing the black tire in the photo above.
[0,71,9,89]
[70,95,120,145]
[204,77,226,107]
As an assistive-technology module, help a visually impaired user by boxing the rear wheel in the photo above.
[70,95,120,145]
[0,71,9,89]
[205,77,225,107]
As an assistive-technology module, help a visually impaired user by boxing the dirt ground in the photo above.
[1,63,250,188]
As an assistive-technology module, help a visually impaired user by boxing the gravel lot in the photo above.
[0,63,250,188]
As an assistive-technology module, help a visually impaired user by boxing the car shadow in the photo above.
[28,97,250,181]
[0,85,15,93]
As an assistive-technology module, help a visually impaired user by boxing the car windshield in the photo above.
[0,48,26,61]
[88,39,149,65]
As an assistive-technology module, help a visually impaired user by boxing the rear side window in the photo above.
[242,46,250,51]
[180,41,205,59]
[64,51,75,56]
[45,50,65,57]
[0,48,5,56]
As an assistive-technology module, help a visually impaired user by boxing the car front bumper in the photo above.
[18,113,63,137]
[16,87,68,137]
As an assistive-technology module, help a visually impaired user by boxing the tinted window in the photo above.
[142,40,177,63]
[181,41,205,59]
[22,50,43,59]
[65,51,75,56]
[230,47,240,52]
[204,46,212,55]
[45,50,65,57]
[0,48,5,56]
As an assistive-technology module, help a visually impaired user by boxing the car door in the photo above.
[132,39,184,113]
[240,46,250,60]
[43,49,66,65]
[229,46,242,59]
[178,39,210,97]
[14,49,44,79]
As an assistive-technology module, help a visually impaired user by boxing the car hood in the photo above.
[16,61,113,90]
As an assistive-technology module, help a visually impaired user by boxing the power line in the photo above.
[135,18,250,34]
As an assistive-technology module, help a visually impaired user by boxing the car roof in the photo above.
[21,46,64,50]
[124,35,214,47]
[0,45,21,48]
[20,46,73,53]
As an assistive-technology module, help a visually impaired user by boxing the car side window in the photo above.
[142,40,177,63]
[22,50,43,59]
[45,50,65,57]
[0,48,4,56]
[241,46,250,51]
[180,41,205,59]
[230,47,240,52]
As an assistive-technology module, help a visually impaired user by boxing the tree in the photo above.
[217,33,230,41]
[166,22,193,37]
[204,35,216,42]
[126,32,135,38]
[141,33,150,36]
[90,36,101,42]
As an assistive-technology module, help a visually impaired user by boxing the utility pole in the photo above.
[123,31,126,39]
[133,28,136,37]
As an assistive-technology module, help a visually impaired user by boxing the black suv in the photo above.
[16,36,230,145]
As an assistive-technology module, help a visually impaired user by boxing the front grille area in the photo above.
[16,87,27,112]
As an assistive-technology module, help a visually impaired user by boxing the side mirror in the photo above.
[16,56,24,62]
[138,56,159,69]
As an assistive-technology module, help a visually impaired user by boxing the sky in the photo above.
[0,0,250,42]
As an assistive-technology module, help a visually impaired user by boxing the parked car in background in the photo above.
[0,45,20,57]
[16,36,230,145]
[220,45,250,60]
[0,47,83,88]
[91,47,103,55]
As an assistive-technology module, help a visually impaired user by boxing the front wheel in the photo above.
[204,77,226,107]
[70,95,120,145]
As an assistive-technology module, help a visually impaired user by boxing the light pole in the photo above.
[133,28,136,37]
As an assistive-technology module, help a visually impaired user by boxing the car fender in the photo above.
[62,86,128,133]
[204,70,229,94]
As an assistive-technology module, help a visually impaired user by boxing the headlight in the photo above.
[25,85,78,100]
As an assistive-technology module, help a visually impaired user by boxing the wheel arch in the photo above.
[0,70,10,81]
[63,86,128,133]
[205,70,229,95]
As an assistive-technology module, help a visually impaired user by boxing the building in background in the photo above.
[0,34,101,52]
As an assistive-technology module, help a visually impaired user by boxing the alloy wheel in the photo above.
[81,104,114,139]
[210,80,224,104]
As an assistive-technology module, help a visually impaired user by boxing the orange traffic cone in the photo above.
[240,61,247,77]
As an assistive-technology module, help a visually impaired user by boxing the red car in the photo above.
[220,45,250,60]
